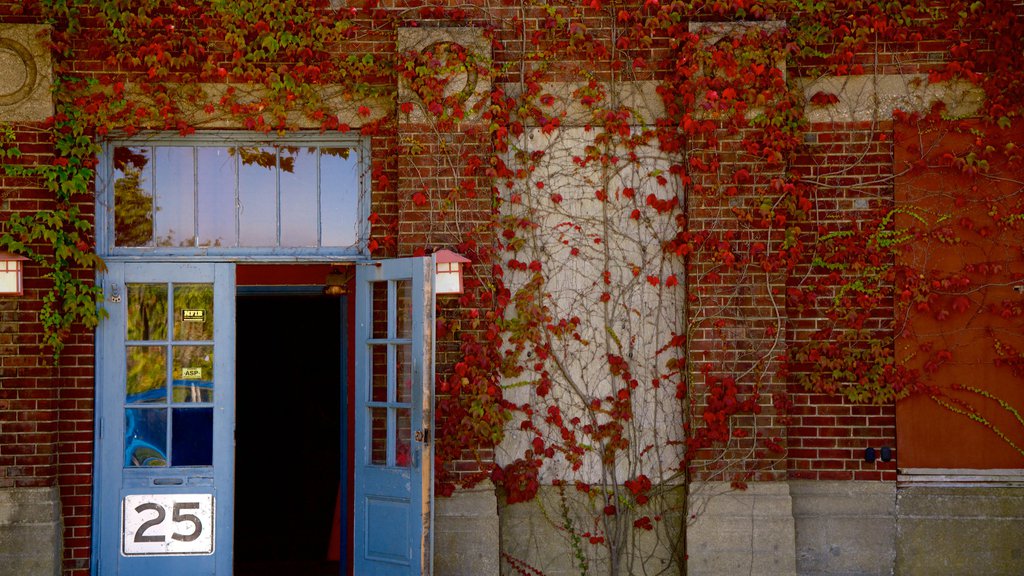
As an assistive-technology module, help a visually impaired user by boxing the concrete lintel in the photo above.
[801,74,983,124]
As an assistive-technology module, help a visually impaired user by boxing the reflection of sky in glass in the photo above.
[280,147,318,247]
[238,147,278,246]
[113,143,362,251]
[154,147,195,247]
[322,148,360,247]
[197,148,236,247]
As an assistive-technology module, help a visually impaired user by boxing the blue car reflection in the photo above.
[124,381,214,467]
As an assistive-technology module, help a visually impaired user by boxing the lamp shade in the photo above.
[434,249,470,295]
[0,251,28,296]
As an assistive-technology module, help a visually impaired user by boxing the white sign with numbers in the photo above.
[122,494,215,556]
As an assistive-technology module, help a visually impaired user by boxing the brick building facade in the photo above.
[1,1,1022,575]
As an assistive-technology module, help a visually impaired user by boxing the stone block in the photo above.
[0,486,61,576]
[896,485,1024,576]
[434,482,499,576]
[687,482,796,576]
[790,481,896,576]
[0,25,53,122]
[499,484,685,576]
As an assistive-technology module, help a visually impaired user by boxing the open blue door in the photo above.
[93,262,234,575]
[354,258,434,575]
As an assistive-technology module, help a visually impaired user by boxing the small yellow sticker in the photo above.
[181,367,203,379]
[182,309,206,322]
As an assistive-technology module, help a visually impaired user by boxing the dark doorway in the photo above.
[235,293,343,576]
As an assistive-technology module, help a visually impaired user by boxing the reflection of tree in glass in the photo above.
[114,147,154,246]
[126,284,167,341]
[173,345,214,402]
[231,145,351,175]
[174,284,214,341]
[126,347,165,399]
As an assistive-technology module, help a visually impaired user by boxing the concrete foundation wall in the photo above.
[0,487,62,576]
[687,482,797,576]
[435,482,500,576]
[493,480,1024,576]
[791,481,896,576]
[896,485,1024,576]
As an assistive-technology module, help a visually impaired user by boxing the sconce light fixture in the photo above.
[434,249,470,295]
[323,267,350,297]
[0,251,28,296]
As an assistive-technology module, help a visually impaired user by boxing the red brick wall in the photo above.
[786,121,898,481]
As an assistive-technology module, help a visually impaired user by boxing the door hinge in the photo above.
[98,417,104,440]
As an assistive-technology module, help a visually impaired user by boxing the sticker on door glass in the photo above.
[182,309,206,323]
[181,367,203,379]
[122,493,215,556]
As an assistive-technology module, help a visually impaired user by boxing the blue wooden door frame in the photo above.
[354,257,435,575]
[92,262,235,575]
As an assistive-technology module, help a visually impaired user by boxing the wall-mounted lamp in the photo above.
[0,251,28,296]
[434,249,470,295]
[323,267,351,297]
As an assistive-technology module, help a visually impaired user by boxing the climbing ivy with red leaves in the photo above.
[2,0,1023,572]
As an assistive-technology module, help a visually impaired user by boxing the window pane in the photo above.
[396,344,413,404]
[396,408,411,467]
[238,146,278,246]
[371,281,388,339]
[125,408,167,467]
[173,345,213,402]
[396,280,412,339]
[174,284,214,341]
[370,344,388,402]
[126,346,166,404]
[197,147,235,247]
[279,146,318,247]
[321,147,359,247]
[370,407,387,465]
[153,147,195,247]
[126,283,167,341]
[113,146,153,247]
[172,407,213,466]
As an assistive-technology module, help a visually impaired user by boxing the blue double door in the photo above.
[93,259,435,575]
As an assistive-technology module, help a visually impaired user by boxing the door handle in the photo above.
[414,429,429,443]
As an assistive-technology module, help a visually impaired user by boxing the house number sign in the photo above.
[122,494,215,556]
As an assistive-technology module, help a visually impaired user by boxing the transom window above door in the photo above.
[98,134,368,258]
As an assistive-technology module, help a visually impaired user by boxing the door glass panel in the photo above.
[370,408,388,465]
[396,344,412,404]
[279,146,318,247]
[126,346,166,404]
[174,285,214,341]
[370,345,389,402]
[197,147,236,247]
[125,408,168,467]
[321,147,359,247]
[173,345,214,402]
[153,146,196,248]
[395,409,411,467]
[371,281,388,339]
[171,407,213,466]
[126,284,167,341]
[113,146,154,247]
[238,146,278,246]
[396,280,412,339]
